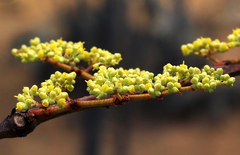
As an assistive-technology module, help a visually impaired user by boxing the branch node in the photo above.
[69,99,79,111]
[114,94,130,106]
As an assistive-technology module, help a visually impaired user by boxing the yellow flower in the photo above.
[65,48,72,54]
[145,83,152,90]
[99,66,106,73]
[53,55,60,62]
[129,85,135,93]
[62,72,68,79]
[93,63,99,70]
[101,84,109,92]
[57,38,63,44]
[48,85,54,91]
[86,80,93,86]
[16,102,26,111]
[228,42,235,48]
[94,84,100,89]
[58,98,66,107]
[38,51,44,58]
[220,42,229,51]
[193,40,200,49]
[42,100,49,107]
[180,61,187,69]
[83,51,89,58]
[181,45,188,53]
[205,38,212,44]
[174,83,181,88]
[50,43,57,49]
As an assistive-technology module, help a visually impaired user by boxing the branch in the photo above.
[0,86,194,139]
[1,59,240,139]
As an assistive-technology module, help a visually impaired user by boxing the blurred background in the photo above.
[0,0,240,154]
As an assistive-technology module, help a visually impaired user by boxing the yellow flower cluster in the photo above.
[11,37,122,67]
[86,62,235,99]
[15,71,76,111]
[181,28,240,56]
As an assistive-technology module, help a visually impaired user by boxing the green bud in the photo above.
[203,83,210,91]
[154,90,161,97]
[57,98,66,108]
[191,77,198,84]
[99,57,106,63]
[16,102,28,111]
[39,92,48,99]
[216,68,223,75]
[47,52,55,57]
[122,86,129,94]
[109,70,117,78]
[196,82,203,90]
[49,98,56,104]
[69,79,76,85]
[161,78,167,85]
[226,77,235,87]
[55,71,62,78]
[188,67,194,74]
[21,44,28,52]
[23,87,30,94]
[167,82,174,89]
[59,92,68,99]
[93,88,101,95]
[210,82,217,89]
[96,92,107,100]
[117,68,124,76]
[107,87,114,94]
[220,74,230,81]
[148,88,155,96]
[202,77,209,85]
[15,94,25,102]
[42,99,49,107]
[11,48,18,55]
[203,65,210,71]
[148,73,154,79]
[227,34,236,42]
[193,68,201,74]
[66,84,74,92]
[49,91,57,99]
[123,78,131,86]
[171,87,179,93]
[74,58,80,63]
[26,99,34,106]
[154,83,162,91]
[139,84,146,92]
[30,85,38,95]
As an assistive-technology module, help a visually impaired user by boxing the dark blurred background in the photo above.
[1,0,240,155]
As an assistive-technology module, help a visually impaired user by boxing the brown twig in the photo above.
[0,86,195,139]
[208,55,221,63]
[44,58,94,80]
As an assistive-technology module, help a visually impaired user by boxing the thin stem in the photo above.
[208,55,221,63]
[44,58,94,80]
[115,92,123,101]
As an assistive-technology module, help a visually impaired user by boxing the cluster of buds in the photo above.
[15,71,76,111]
[86,62,235,99]
[86,66,155,99]
[11,37,122,67]
[181,28,240,56]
